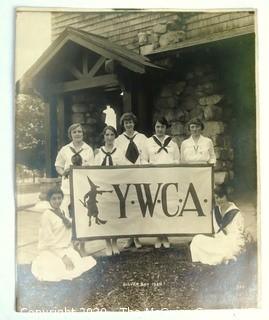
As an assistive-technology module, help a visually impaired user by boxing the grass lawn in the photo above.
[16,244,257,312]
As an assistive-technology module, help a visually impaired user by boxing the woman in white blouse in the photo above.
[31,188,96,281]
[142,117,180,165]
[115,112,147,249]
[55,123,95,215]
[94,126,126,167]
[55,123,94,256]
[180,118,216,164]
[94,125,126,256]
[142,117,180,249]
[190,184,247,265]
[114,112,147,165]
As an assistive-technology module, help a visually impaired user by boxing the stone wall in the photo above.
[151,63,234,185]
[51,11,254,54]
[69,93,106,150]
[138,15,187,55]
[68,63,235,185]
[51,12,181,51]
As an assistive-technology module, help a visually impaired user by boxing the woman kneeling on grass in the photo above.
[190,183,248,265]
[31,187,96,281]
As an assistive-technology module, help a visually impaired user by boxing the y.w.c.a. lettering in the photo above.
[112,182,207,218]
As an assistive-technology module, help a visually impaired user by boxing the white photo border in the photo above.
[1,0,268,319]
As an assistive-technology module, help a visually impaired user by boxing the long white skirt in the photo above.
[190,234,242,266]
[31,247,96,281]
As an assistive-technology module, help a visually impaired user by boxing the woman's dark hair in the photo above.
[214,183,233,199]
[187,117,205,131]
[153,117,171,128]
[102,125,118,138]
[46,187,64,201]
[67,123,84,140]
[120,112,137,127]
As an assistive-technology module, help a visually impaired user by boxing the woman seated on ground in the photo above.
[94,125,126,256]
[31,187,96,282]
[190,184,247,265]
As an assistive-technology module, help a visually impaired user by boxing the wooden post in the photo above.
[122,90,132,112]
[136,85,151,135]
[44,97,58,178]
[82,50,88,75]
[57,95,66,148]
[120,75,133,112]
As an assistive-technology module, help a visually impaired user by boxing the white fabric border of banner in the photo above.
[70,164,214,240]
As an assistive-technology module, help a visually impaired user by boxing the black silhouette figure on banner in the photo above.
[80,177,113,226]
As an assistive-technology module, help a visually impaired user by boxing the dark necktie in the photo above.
[50,209,72,229]
[70,146,83,166]
[101,147,116,166]
[152,136,172,153]
[214,206,239,235]
[124,134,139,164]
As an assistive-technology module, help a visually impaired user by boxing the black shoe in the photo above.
[124,239,135,249]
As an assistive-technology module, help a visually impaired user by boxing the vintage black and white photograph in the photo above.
[15,8,258,312]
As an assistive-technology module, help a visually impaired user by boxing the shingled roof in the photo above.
[17,27,163,94]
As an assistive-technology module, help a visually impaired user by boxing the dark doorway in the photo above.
[214,34,256,192]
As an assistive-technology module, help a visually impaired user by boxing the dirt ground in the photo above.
[16,244,257,312]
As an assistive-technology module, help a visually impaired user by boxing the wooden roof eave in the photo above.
[67,33,145,74]
[67,28,165,71]
[68,27,151,64]
[146,25,255,57]
[17,27,165,94]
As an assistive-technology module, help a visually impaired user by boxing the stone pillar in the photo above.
[152,62,235,185]
[70,93,105,150]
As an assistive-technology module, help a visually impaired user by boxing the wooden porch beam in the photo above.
[47,74,119,94]
[66,63,83,79]
[82,51,88,74]
[88,57,106,77]
[69,34,145,74]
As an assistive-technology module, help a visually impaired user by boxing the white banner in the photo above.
[70,165,213,240]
